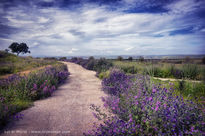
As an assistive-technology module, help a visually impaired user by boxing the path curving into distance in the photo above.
[1,62,107,136]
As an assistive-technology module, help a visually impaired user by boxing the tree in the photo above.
[184,56,191,63]
[4,49,9,53]
[128,56,133,61]
[59,57,67,61]
[88,56,95,60]
[8,42,30,56]
[139,56,144,62]
[117,56,123,61]
[202,57,205,64]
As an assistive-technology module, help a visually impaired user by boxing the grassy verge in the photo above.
[0,51,58,76]
[151,78,205,102]
[113,60,205,80]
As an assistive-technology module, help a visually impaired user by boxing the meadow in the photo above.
[69,57,205,135]
[112,60,205,80]
[0,51,69,129]
[0,51,58,76]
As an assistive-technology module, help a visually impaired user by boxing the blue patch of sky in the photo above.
[169,27,194,36]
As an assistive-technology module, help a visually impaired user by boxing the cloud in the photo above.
[0,0,204,56]
[68,48,79,54]
[166,0,203,14]
[125,47,134,51]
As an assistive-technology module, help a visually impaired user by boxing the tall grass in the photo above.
[182,64,199,79]
[177,80,205,100]
[113,60,204,80]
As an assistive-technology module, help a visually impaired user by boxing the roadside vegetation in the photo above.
[113,60,205,80]
[0,51,58,76]
[86,69,204,135]
[68,57,205,100]
[0,51,69,129]
[69,57,112,75]
[68,56,205,135]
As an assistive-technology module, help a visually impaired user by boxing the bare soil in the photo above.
[153,77,202,83]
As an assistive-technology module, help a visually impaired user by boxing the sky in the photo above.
[0,0,205,57]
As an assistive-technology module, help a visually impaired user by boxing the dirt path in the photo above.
[0,65,52,79]
[153,77,202,83]
[1,62,107,136]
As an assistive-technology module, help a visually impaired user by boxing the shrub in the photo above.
[88,56,95,60]
[70,57,78,63]
[86,59,95,70]
[98,71,110,80]
[86,70,205,135]
[69,57,112,75]
[202,68,205,83]
[84,57,96,70]
[128,57,133,61]
[102,68,132,96]
[184,56,191,63]
[182,64,199,79]
[177,80,205,100]
[139,56,144,62]
[59,57,67,61]
[202,57,205,64]
[145,65,163,77]
[117,56,123,61]
[0,64,69,128]
[120,66,138,74]
[173,68,183,79]
[94,58,112,73]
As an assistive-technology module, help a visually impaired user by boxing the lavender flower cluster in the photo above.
[69,57,112,74]
[102,68,132,96]
[86,69,205,136]
[0,64,69,128]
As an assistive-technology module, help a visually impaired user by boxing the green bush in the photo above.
[0,67,14,75]
[176,81,205,100]
[117,56,123,61]
[128,57,133,61]
[121,66,138,74]
[145,65,163,77]
[182,64,199,79]
[94,58,113,73]
[98,71,110,80]
[202,57,205,64]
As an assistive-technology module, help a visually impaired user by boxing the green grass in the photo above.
[112,60,205,80]
[11,99,32,113]
[98,70,110,80]
[98,63,205,103]
[151,77,205,102]
[0,51,69,129]
[0,51,58,76]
